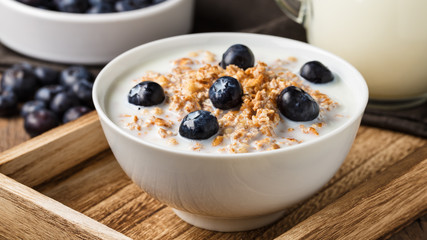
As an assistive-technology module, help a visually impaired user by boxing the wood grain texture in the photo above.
[387,215,427,240]
[0,117,29,151]
[0,173,130,240]
[27,126,426,239]
[0,111,109,187]
[276,146,427,240]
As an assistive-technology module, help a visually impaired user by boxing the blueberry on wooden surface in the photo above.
[0,90,18,117]
[276,86,319,122]
[21,100,47,117]
[71,79,93,106]
[300,61,334,84]
[179,110,219,140]
[34,66,60,86]
[209,76,243,110]
[1,65,39,101]
[24,109,59,137]
[128,81,165,106]
[50,91,80,115]
[62,106,91,123]
[13,62,34,71]
[35,84,67,104]
[219,44,255,70]
[59,65,93,88]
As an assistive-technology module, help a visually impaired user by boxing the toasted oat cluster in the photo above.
[120,50,338,153]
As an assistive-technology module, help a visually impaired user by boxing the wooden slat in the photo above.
[35,150,133,213]
[31,126,426,239]
[0,111,109,187]
[175,129,426,239]
[0,173,130,240]
[275,146,427,240]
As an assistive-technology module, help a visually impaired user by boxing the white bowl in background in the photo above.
[93,32,368,232]
[0,0,194,64]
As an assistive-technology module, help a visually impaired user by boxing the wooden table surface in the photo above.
[0,115,426,239]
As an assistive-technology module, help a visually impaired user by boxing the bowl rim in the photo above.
[93,32,369,159]
[3,0,184,23]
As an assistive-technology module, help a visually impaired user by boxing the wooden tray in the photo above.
[0,111,426,239]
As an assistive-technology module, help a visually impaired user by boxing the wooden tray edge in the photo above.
[0,173,130,239]
[0,111,109,187]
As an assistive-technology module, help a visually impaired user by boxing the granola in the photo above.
[119,51,340,153]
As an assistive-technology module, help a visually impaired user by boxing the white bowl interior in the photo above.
[94,32,368,157]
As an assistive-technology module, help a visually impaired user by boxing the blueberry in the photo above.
[71,79,93,106]
[50,91,80,115]
[277,86,319,122]
[152,0,165,4]
[1,65,39,101]
[128,81,165,106]
[62,106,91,123]
[209,76,243,110]
[12,62,34,71]
[300,61,334,84]
[21,100,47,117]
[60,66,93,88]
[87,2,115,13]
[179,110,219,140]
[35,85,67,104]
[39,0,57,10]
[115,0,152,12]
[54,0,90,13]
[17,0,43,7]
[24,109,59,137]
[34,66,59,86]
[89,0,117,4]
[0,90,18,117]
[219,44,255,70]
[21,0,56,9]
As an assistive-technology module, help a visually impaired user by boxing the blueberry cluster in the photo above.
[0,63,94,137]
[276,59,334,121]
[16,0,166,14]
[127,44,335,141]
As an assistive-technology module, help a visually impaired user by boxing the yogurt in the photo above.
[106,46,355,153]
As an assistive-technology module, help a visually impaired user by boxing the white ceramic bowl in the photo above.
[0,0,194,64]
[93,32,368,232]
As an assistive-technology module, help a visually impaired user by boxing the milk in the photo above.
[305,0,427,101]
[106,46,355,153]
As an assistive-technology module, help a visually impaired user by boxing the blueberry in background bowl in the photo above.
[0,0,194,64]
[0,90,18,117]
[17,0,168,14]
